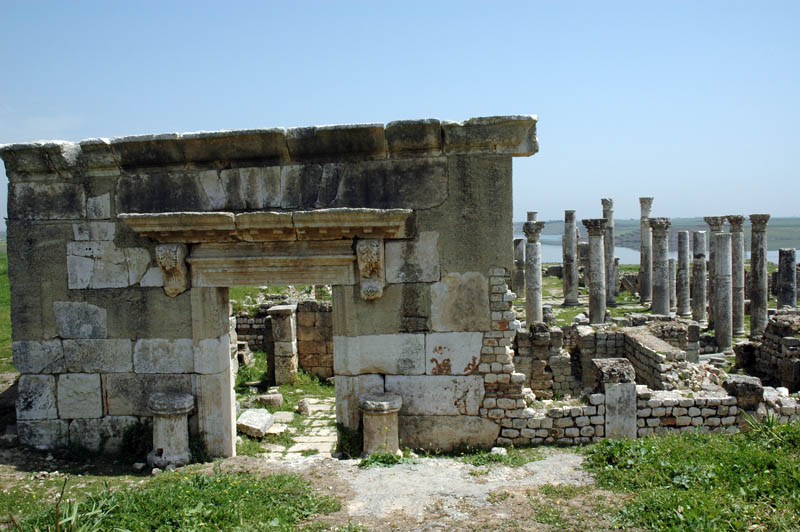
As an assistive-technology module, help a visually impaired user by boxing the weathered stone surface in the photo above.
[334,334,425,376]
[194,335,230,374]
[723,374,763,410]
[63,339,132,373]
[16,375,57,420]
[139,267,164,287]
[604,382,637,439]
[274,353,298,385]
[9,182,86,220]
[356,238,385,300]
[196,370,235,457]
[385,375,484,416]
[398,415,500,451]
[133,338,194,373]
[563,210,579,306]
[12,340,65,373]
[103,373,193,416]
[287,123,386,162]
[385,231,441,284]
[69,416,138,453]
[333,283,431,336]
[53,301,107,339]
[58,373,103,419]
[430,272,489,332]
[66,241,150,289]
[237,409,274,438]
[425,332,482,375]
[591,358,635,392]
[17,420,69,450]
[87,193,111,219]
[385,119,442,157]
[442,115,538,156]
[255,393,284,408]
[72,221,116,241]
[335,374,384,430]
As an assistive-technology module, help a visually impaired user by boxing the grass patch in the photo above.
[584,420,800,531]
[17,471,340,531]
[458,447,544,468]
[358,451,416,469]
[0,246,13,372]
[236,434,266,457]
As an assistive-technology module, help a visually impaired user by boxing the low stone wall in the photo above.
[622,327,685,390]
[296,300,333,379]
[236,311,273,354]
[649,320,688,350]
[496,393,606,446]
[740,312,800,391]
[636,389,738,436]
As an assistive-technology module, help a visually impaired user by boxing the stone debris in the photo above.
[236,409,274,438]
[297,398,312,416]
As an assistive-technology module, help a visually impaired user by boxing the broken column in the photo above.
[669,258,677,313]
[359,393,402,456]
[714,232,733,353]
[563,210,579,306]
[649,217,671,315]
[147,392,194,468]
[268,304,298,385]
[602,198,616,306]
[677,231,691,317]
[691,231,708,325]
[524,218,546,324]
[727,215,746,336]
[591,358,636,439]
[512,237,525,296]
[750,214,770,337]
[778,248,797,308]
[639,197,654,304]
[581,218,607,324]
[704,216,726,328]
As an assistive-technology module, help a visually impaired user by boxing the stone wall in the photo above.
[648,320,688,350]
[622,327,686,390]
[497,394,606,446]
[296,300,333,379]
[737,312,800,391]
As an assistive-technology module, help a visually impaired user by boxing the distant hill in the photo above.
[514,217,800,251]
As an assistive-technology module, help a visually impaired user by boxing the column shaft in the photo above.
[714,232,733,353]
[524,221,546,323]
[602,198,616,306]
[704,217,726,328]
[582,219,607,324]
[639,198,653,303]
[650,217,671,315]
[727,216,746,336]
[563,210,579,306]
[750,214,770,337]
[691,231,707,324]
[778,248,797,308]
[677,231,691,317]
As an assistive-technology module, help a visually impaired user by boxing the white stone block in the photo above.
[334,334,425,376]
[139,267,164,287]
[16,375,58,420]
[385,375,484,416]
[430,272,490,332]
[58,373,103,419]
[335,374,384,430]
[196,370,236,457]
[385,231,441,283]
[87,193,111,219]
[237,409,274,438]
[133,338,194,373]
[425,332,483,376]
[194,335,231,374]
[199,169,227,209]
[66,241,151,289]
[12,340,65,373]
[63,339,132,372]
[54,301,107,339]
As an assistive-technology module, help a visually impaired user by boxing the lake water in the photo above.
[520,234,782,265]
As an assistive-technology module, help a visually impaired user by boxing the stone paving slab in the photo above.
[293,435,337,443]
[286,441,335,453]
[272,411,295,423]
[266,423,287,435]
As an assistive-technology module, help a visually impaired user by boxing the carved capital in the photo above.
[581,218,607,236]
[155,244,189,297]
[356,239,385,300]
[648,217,671,236]
[750,213,770,231]
[704,216,726,232]
[726,215,745,232]
[639,197,653,217]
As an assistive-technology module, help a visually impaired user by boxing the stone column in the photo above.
[512,237,525,296]
[677,231,691,317]
[523,219,546,324]
[778,248,797,308]
[668,259,677,312]
[639,197,654,304]
[613,257,621,296]
[147,392,194,468]
[750,214,770,337]
[704,216,726,328]
[602,198,616,306]
[691,231,707,325]
[581,218,607,324]
[563,210,579,306]
[268,304,298,384]
[649,217,671,315]
[714,232,733,353]
[727,215,746,336]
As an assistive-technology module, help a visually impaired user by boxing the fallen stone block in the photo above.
[236,409,274,438]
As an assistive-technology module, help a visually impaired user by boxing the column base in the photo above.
[562,301,581,307]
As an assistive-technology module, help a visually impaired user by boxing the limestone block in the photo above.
[66,241,150,289]
[194,335,231,374]
[385,375,484,416]
[238,167,282,209]
[274,354,298,385]
[335,374,385,430]
[196,370,236,457]
[237,409,274,438]
[53,301,107,339]
[12,340,65,373]
[58,373,103,419]
[69,416,138,453]
[133,338,194,373]
[425,332,482,375]
[139,267,164,287]
[430,272,490,332]
[190,287,230,341]
[442,115,538,156]
[386,231,441,284]
[87,193,111,219]
[16,375,58,420]
[287,123,386,163]
[385,119,443,157]
[103,373,193,416]
[723,374,763,410]
[334,334,425,376]
[398,415,500,451]
[274,341,297,358]
[604,382,637,439]
[72,221,116,241]
[269,306,297,341]
[63,339,132,373]
[333,283,431,336]
[18,420,69,450]
[9,182,86,220]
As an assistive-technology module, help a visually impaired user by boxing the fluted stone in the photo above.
[613,257,620,297]
[523,220,545,323]
[563,210,579,306]
[649,217,671,315]
[677,231,691,317]
[713,232,733,353]
[639,198,654,304]
[750,214,770,337]
[691,231,707,325]
[602,198,616,306]
[582,218,607,324]
[727,215,746,336]
[704,216,726,328]
[668,259,677,312]
[777,248,797,308]
[512,237,525,296]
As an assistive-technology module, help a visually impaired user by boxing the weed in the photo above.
[488,490,511,503]
[236,435,265,457]
[336,423,363,459]
[458,446,544,467]
[358,451,416,469]
[300,449,319,457]
[120,419,152,462]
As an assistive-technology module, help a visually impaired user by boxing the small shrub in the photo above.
[358,451,415,469]
[335,423,363,459]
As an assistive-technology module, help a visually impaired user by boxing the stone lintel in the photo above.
[120,212,236,243]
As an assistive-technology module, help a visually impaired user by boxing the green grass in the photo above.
[16,471,341,531]
[229,284,331,314]
[584,420,800,531]
[358,451,416,469]
[0,245,13,372]
[457,446,544,468]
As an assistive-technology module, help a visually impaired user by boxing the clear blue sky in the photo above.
[1,1,798,226]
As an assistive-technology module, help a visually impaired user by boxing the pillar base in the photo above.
[359,393,402,456]
[147,392,194,469]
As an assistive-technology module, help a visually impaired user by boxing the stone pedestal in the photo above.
[704,216,726,328]
[523,220,546,324]
[677,231,691,317]
[649,217,671,315]
[581,218,607,324]
[668,258,677,312]
[750,214,770,337]
[563,210,579,306]
[778,248,797,308]
[639,197,654,304]
[592,358,636,440]
[147,392,194,468]
[268,304,298,384]
[512,237,525,296]
[686,322,700,363]
[359,393,402,456]
[727,216,746,336]
[602,198,616,306]
[713,232,733,353]
[691,231,707,325]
